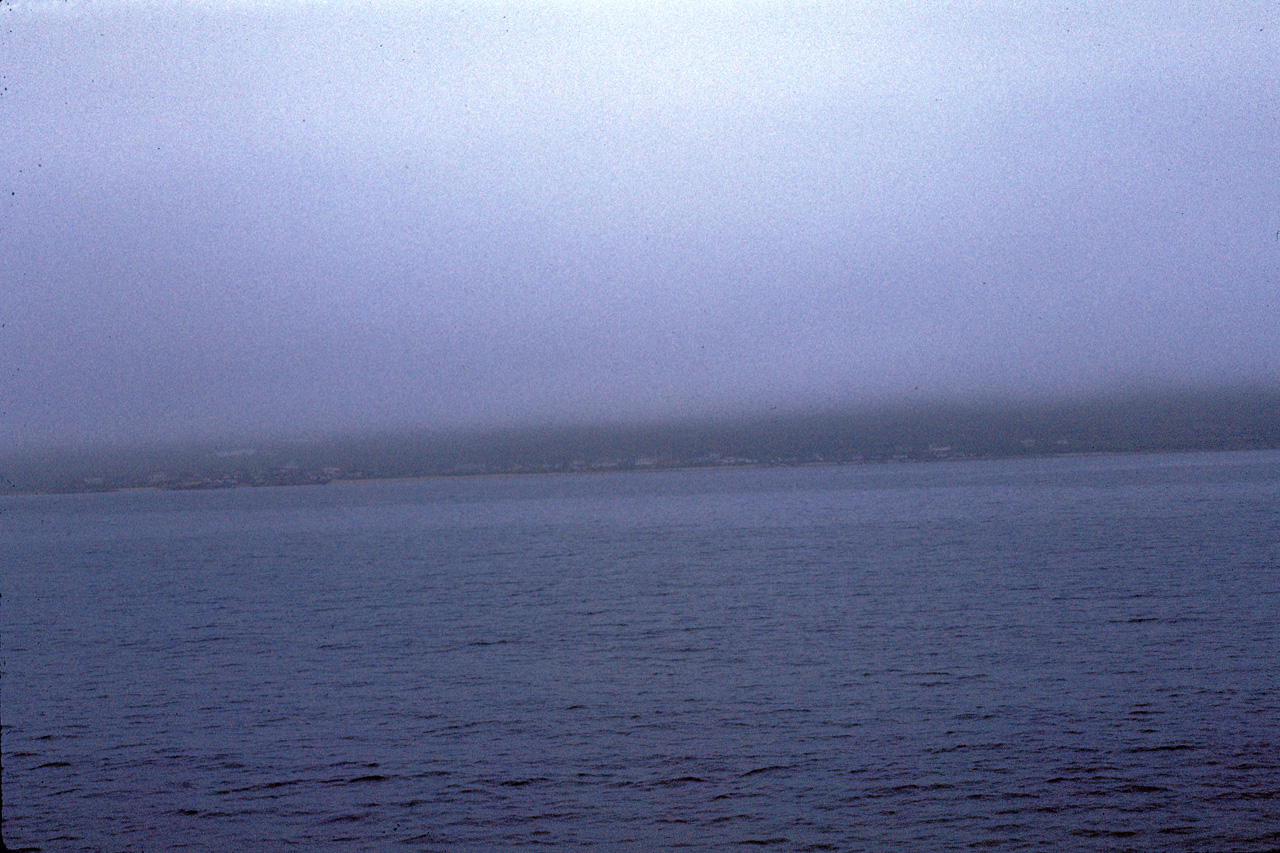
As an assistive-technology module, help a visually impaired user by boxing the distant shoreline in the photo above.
[4,443,1277,498]
[4,386,1278,496]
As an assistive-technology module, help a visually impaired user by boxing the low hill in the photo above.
[3,385,1279,495]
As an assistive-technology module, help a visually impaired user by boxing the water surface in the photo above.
[3,451,1278,850]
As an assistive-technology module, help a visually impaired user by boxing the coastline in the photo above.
[4,443,1277,498]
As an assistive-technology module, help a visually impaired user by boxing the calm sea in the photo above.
[2,451,1278,852]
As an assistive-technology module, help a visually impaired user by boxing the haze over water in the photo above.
[3,4,1279,850]
[3,1,1279,451]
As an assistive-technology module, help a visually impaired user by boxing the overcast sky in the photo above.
[3,0,1278,450]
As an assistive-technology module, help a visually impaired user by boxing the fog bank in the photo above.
[3,1,1278,451]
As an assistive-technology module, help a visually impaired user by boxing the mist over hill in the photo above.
[5,4,1279,458]
[4,384,1278,496]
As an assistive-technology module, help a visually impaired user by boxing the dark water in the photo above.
[2,451,1278,851]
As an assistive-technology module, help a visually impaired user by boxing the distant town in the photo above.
[3,385,1278,495]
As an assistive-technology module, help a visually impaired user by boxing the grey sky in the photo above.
[3,0,1278,450]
